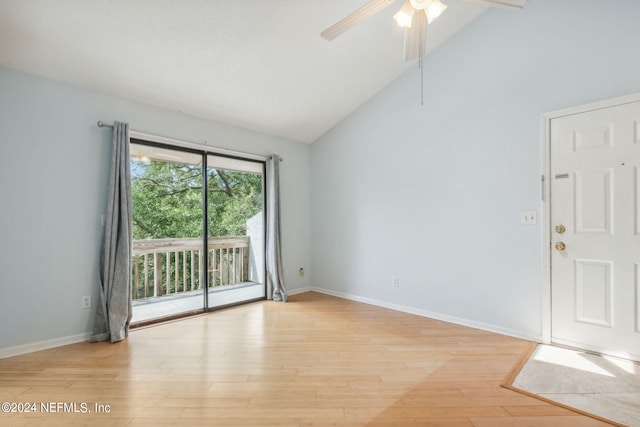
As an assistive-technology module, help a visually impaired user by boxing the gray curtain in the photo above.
[91,122,133,342]
[266,155,287,302]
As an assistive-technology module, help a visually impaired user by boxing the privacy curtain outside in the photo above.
[91,122,133,342]
[266,155,287,302]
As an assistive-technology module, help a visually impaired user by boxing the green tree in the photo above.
[131,160,263,240]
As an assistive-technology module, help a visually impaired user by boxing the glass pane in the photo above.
[206,155,265,308]
[130,144,204,323]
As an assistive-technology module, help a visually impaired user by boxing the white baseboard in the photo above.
[0,332,91,359]
[287,286,312,296]
[310,286,541,343]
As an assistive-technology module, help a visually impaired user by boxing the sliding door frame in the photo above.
[130,137,267,322]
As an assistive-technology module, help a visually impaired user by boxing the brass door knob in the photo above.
[555,242,566,251]
[555,225,566,234]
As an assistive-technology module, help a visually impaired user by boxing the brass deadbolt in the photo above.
[555,225,566,234]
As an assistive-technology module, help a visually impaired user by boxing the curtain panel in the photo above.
[266,155,287,302]
[91,121,133,342]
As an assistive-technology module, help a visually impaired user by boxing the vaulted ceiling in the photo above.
[0,0,494,143]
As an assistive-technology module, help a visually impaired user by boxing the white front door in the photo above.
[550,98,640,361]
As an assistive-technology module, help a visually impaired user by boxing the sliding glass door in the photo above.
[129,141,265,324]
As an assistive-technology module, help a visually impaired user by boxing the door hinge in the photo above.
[541,175,545,201]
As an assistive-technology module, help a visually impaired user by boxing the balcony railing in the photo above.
[131,236,249,300]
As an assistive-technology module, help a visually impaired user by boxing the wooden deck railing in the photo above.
[131,236,249,300]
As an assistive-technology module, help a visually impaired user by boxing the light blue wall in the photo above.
[3,0,640,354]
[0,68,311,352]
[311,0,640,339]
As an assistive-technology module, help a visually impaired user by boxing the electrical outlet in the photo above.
[521,211,537,225]
[82,296,91,309]
[392,276,399,287]
[299,268,304,277]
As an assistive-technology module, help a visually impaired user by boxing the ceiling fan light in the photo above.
[393,0,415,28]
[425,0,447,23]
[409,0,429,10]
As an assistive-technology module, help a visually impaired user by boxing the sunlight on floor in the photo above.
[533,345,615,378]
[604,355,639,375]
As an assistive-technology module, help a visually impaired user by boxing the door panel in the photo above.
[574,259,612,327]
[130,144,205,323]
[550,100,640,361]
[636,263,640,332]
[573,124,611,150]
[575,169,612,233]
[206,154,265,309]
[636,167,640,235]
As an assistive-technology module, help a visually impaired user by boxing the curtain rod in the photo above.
[97,120,114,128]
[97,121,282,162]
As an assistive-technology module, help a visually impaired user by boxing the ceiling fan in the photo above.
[321,0,527,61]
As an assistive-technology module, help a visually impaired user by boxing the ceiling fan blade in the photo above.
[464,0,527,9]
[321,0,397,41]
[403,11,428,62]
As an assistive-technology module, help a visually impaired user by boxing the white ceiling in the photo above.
[0,0,490,143]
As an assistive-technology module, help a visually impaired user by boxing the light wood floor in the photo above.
[0,292,612,426]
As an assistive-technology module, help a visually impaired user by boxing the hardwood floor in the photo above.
[0,292,612,426]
